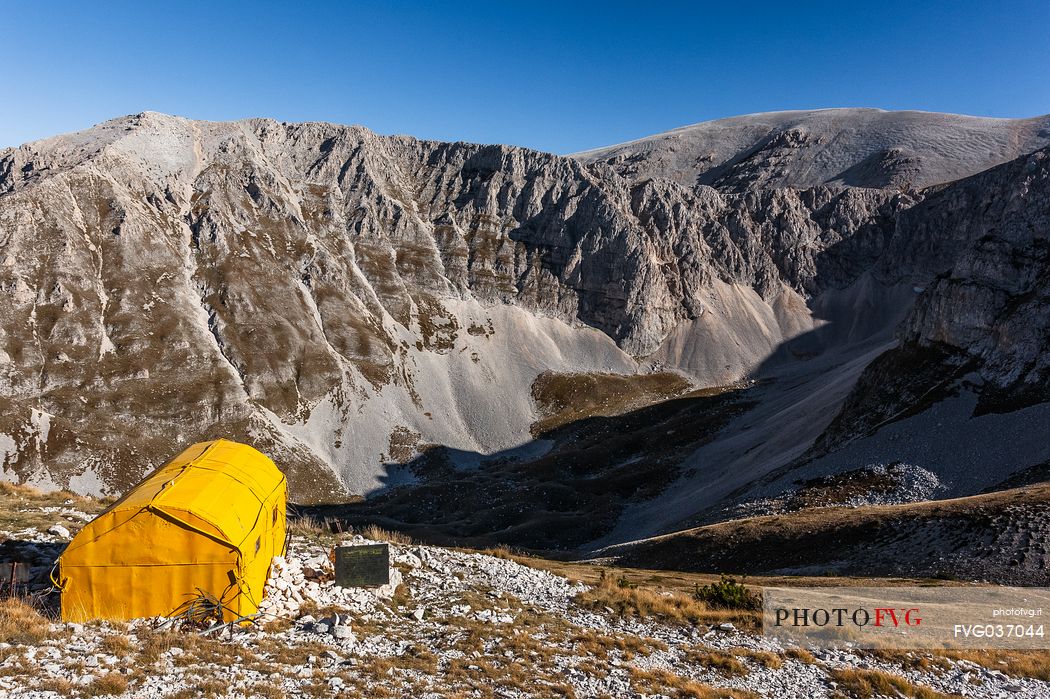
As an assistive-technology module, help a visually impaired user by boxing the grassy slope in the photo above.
[602,483,1050,582]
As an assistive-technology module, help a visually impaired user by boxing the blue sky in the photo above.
[3,1,1049,154]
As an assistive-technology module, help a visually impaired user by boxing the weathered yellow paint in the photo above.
[58,439,287,622]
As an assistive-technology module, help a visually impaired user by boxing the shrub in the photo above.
[693,575,760,611]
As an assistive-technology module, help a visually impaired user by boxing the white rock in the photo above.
[332,626,355,642]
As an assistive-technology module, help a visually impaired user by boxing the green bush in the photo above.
[693,575,760,611]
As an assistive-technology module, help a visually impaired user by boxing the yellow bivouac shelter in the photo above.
[58,439,287,622]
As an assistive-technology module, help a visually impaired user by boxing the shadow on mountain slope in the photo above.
[298,379,756,552]
[298,272,918,553]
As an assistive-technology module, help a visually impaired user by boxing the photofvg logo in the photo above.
[763,587,1050,650]
[774,605,922,629]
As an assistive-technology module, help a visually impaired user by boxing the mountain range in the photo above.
[2,108,1048,577]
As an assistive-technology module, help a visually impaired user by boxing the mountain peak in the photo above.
[574,108,1050,191]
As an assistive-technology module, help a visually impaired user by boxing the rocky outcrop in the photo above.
[811,146,1050,454]
[901,148,1050,410]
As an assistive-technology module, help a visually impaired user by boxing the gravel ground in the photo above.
[1,523,1048,698]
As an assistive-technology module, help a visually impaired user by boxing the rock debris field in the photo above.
[0,519,1048,698]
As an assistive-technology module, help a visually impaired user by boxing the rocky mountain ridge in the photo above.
[575,107,1050,191]
[1,111,1048,550]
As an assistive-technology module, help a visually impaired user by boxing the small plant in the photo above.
[616,575,638,590]
[693,575,760,611]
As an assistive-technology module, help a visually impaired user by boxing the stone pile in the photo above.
[255,536,403,620]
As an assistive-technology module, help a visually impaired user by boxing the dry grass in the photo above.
[261,616,295,633]
[172,635,246,667]
[35,678,75,694]
[295,600,345,621]
[519,555,934,606]
[389,582,412,611]
[358,524,413,545]
[683,648,749,677]
[577,573,707,624]
[0,482,44,498]
[477,544,518,560]
[940,649,1050,681]
[365,644,439,676]
[784,648,817,664]
[253,637,331,667]
[869,648,1050,681]
[99,634,134,658]
[828,668,950,699]
[253,629,329,663]
[416,604,638,695]
[730,647,783,669]
[84,672,129,696]
[244,683,287,699]
[0,598,50,645]
[0,481,109,534]
[134,627,186,664]
[575,572,751,627]
[0,481,111,511]
[285,515,335,541]
[615,482,1050,576]
[569,628,667,660]
[530,371,692,434]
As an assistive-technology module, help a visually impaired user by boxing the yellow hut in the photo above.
[58,439,287,622]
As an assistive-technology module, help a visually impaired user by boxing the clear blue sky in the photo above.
[4,0,1049,154]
